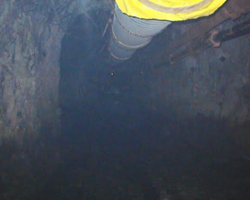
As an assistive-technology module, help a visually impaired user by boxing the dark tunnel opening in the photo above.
[56,14,250,200]
[1,1,250,199]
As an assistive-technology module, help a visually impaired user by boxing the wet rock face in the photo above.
[0,0,78,143]
[78,0,111,11]
[147,29,250,123]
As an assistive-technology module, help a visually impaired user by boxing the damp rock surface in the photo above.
[0,1,250,200]
[0,0,78,142]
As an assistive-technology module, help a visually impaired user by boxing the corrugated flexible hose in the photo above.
[109,4,171,61]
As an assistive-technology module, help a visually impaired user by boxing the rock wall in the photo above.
[0,0,78,144]
[147,24,250,123]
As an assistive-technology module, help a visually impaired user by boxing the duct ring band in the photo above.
[111,24,152,50]
[139,0,213,14]
[115,7,158,38]
[108,47,132,61]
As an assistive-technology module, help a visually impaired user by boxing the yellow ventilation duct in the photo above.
[109,0,228,62]
[115,0,228,21]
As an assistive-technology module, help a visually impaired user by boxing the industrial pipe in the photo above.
[109,4,171,61]
[153,17,250,67]
[108,0,228,62]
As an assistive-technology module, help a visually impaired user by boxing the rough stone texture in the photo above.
[147,25,250,124]
[0,1,79,199]
[78,0,112,12]
[0,0,78,144]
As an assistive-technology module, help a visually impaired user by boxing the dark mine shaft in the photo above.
[1,1,250,200]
